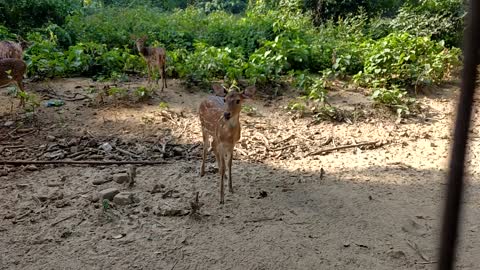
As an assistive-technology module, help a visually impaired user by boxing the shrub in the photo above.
[172,43,245,85]
[24,32,143,79]
[371,85,417,117]
[354,32,461,89]
[0,0,82,34]
[390,0,465,47]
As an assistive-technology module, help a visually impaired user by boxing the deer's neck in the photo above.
[137,44,149,57]
[225,114,240,129]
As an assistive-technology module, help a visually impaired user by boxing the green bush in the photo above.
[65,6,275,54]
[172,43,245,85]
[0,0,82,34]
[371,85,416,117]
[0,25,17,40]
[24,32,143,79]
[390,1,465,47]
[354,32,461,89]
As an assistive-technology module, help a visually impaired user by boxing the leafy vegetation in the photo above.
[0,0,465,118]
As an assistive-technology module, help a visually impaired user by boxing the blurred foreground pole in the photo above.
[438,1,480,269]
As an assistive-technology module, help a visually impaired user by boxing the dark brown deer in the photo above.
[0,38,28,59]
[132,35,167,91]
[199,83,256,204]
[0,58,27,107]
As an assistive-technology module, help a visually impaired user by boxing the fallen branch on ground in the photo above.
[306,141,385,157]
[0,160,172,166]
[50,213,77,227]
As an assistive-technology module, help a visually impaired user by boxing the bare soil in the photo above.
[1,77,480,270]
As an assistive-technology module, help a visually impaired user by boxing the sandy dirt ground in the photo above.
[1,77,480,270]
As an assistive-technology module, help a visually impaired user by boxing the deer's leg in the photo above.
[219,147,226,204]
[227,148,233,193]
[155,64,160,86]
[162,64,167,90]
[146,63,152,85]
[200,129,209,177]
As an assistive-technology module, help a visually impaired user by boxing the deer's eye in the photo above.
[236,100,240,104]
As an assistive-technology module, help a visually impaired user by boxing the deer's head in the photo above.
[212,84,256,121]
[131,35,148,49]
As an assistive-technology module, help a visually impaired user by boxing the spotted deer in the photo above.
[132,35,167,91]
[0,39,28,59]
[199,83,256,204]
[0,58,27,107]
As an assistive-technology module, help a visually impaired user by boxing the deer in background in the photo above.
[0,37,29,59]
[0,58,28,107]
[199,83,256,204]
[132,35,167,91]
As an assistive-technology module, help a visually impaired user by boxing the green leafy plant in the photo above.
[158,101,169,110]
[286,99,307,116]
[133,86,154,101]
[173,43,245,85]
[241,104,257,116]
[371,85,417,117]
[354,33,461,89]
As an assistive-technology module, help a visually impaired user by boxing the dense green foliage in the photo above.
[0,0,465,117]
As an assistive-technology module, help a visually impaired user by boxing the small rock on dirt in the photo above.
[151,184,165,194]
[113,192,136,205]
[48,190,64,201]
[402,219,427,237]
[100,142,113,152]
[99,188,120,201]
[387,250,406,260]
[156,208,189,217]
[113,173,129,184]
[4,212,15,219]
[24,165,38,171]
[55,200,71,208]
[67,138,79,147]
[4,120,14,127]
[43,150,65,159]
[90,193,100,203]
[46,135,56,142]
[46,182,64,187]
[92,176,112,185]
[172,146,184,156]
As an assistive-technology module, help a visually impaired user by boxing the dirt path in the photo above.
[1,78,479,269]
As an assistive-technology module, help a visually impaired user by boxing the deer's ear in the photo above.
[242,86,256,99]
[212,83,227,97]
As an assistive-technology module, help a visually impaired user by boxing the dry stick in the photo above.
[270,144,297,152]
[407,240,431,262]
[50,213,77,227]
[0,160,172,166]
[10,129,37,140]
[306,141,383,157]
[1,145,25,149]
[0,125,21,140]
[275,134,295,145]
[115,147,141,159]
[256,132,270,149]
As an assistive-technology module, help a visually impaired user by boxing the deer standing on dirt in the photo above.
[132,35,167,91]
[199,84,256,204]
[0,39,28,59]
[0,58,27,107]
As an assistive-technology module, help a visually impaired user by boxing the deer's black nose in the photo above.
[224,112,231,120]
